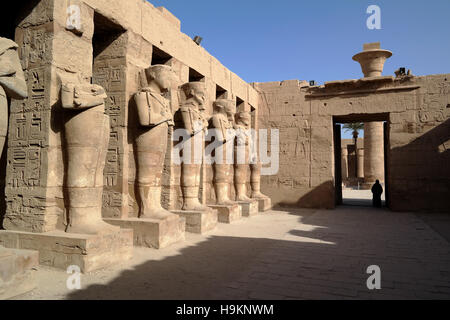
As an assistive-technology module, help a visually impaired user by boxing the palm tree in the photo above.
[343,123,364,178]
[343,122,364,147]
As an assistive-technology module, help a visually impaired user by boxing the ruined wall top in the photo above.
[63,0,257,106]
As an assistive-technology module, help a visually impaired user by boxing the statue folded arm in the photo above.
[0,48,27,100]
[61,83,107,109]
[211,115,226,143]
[135,89,172,127]
[180,106,195,136]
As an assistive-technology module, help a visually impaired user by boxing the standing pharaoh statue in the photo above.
[179,82,209,211]
[0,37,27,157]
[0,38,27,250]
[210,99,236,205]
[234,111,252,201]
[60,72,118,234]
[134,64,176,219]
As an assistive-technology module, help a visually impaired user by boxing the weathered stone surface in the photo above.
[3,0,260,235]
[172,209,218,234]
[208,204,241,223]
[104,215,185,249]
[236,200,259,217]
[0,247,38,300]
[0,229,133,273]
[256,198,272,212]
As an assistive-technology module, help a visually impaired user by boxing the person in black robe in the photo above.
[371,180,383,208]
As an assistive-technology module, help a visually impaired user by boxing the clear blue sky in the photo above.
[148,0,449,138]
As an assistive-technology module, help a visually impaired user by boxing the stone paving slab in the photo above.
[12,206,450,300]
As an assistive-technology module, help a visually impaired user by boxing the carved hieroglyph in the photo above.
[211,99,236,205]
[134,64,176,219]
[179,81,209,211]
[0,37,28,159]
[60,73,118,234]
[234,111,252,201]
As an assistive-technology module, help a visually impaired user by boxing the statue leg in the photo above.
[234,145,251,201]
[215,163,234,205]
[234,164,251,201]
[136,122,174,219]
[181,132,207,211]
[250,162,269,199]
[214,144,233,205]
[64,107,118,234]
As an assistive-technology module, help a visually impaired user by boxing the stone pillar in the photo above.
[347,144,356,179]
[357,148,364,179]
[363,122,384,187]
[341,148,348,181]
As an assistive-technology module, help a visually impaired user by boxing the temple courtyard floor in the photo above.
[13,203,450,300]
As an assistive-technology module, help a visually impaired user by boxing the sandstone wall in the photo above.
[254,75,450,212]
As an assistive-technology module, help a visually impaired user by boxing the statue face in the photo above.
[237,113,251,127]
[191,88,206,107]
[225,104,236,118]
[153,69,173,91]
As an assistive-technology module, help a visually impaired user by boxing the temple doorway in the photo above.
[333,113,390,208]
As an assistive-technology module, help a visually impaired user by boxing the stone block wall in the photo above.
[254,75,450,212]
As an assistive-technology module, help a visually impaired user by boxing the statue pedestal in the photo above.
[0,229,133,273]
[254,197,272,212]
[208,204,241,223]
[0,247,38,300]
[104,215,185,249]
[236,200,259,217]
[172,208,218,234]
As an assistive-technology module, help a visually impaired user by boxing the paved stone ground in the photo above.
[12,206,450,300]
[343,189,385,206]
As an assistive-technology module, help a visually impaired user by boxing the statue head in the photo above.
[181,81,206,109]
[145,64,174,91]
[236,111,251,127]
[214,99,235,116]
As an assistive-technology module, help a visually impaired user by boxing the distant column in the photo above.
[364,122,384,187]
[357,148,364,178]
[341,148,348,181]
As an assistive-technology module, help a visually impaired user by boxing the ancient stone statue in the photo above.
[134,64,176,219]
[234,111,252,201]
[211,99,236,205]
[60,72,117,234]
[250,162,271,201]
[0,37,28,157]
[179,81,209,211]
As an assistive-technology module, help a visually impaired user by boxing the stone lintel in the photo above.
[171,209,218,234]
[208,204,241,223]
[104,216,185,249]
[0,229,133,273]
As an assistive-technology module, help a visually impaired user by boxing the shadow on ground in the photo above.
[66,207,450,300]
